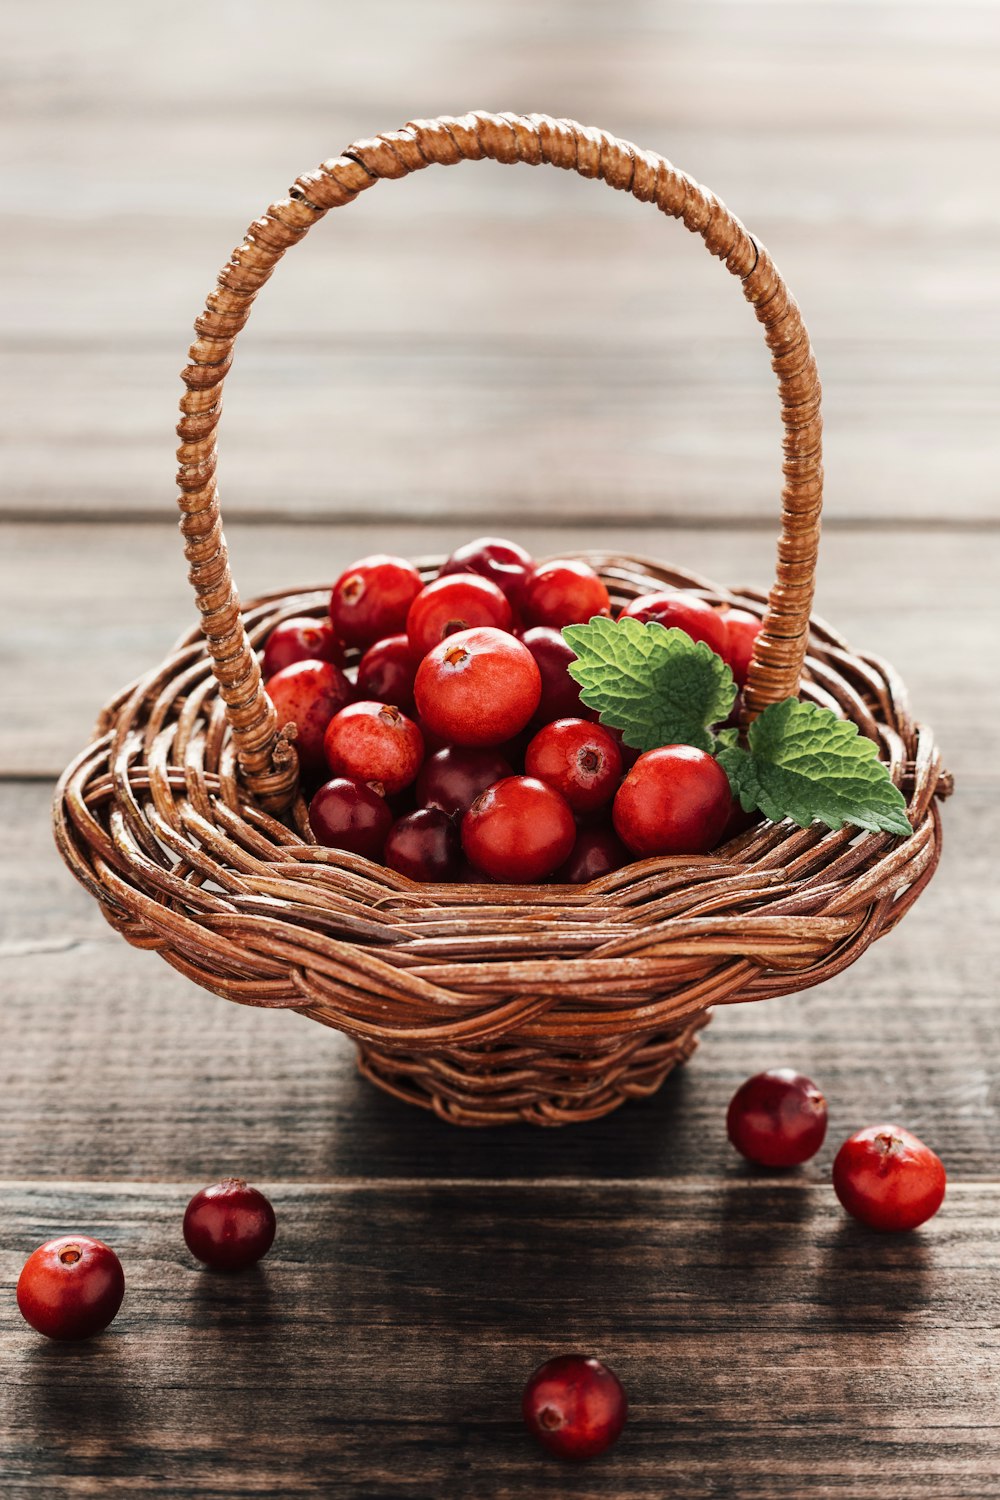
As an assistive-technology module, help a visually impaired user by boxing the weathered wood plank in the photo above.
[1,1182,997,1498]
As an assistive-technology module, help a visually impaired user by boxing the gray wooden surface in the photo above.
[1,2,998,1496]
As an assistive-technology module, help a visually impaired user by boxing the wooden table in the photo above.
[2,4,998,1495]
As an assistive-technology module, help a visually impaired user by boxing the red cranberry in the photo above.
[613,746,733,857]
[416,745,513,818]
[357,634,419,712]
[414,627,542,747]
[323,701,424,795]
[462,775,575,882]
[330,554,423,647]
[525,718,623,812]
[522,560,611,630]
[309,776,392,858]
[406,572,512,658]
[262,615,342,678]
[522,1355,628,1461]
[620,590,729,659]
[833,1126,946,1232]
[722,608,764,688]
[17,1236,125,1341]
[727,1069,828,1167]
[183,1178,276,1270]
[266,659,353,775]
[520,626,598,723]
[556,825,631,883]
[439,536,534,606]
[384,807,460,881]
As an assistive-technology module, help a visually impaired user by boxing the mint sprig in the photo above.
[563,617,737,753]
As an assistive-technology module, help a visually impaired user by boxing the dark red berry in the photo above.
[183,1178,276,1270]
[384,807,461,881]
[522,560,611,630]
[462,775,575,883]
[266,659,353,776]
[620,590,729,659]
[520,625,597,723]
[323,701,424,795]
[357,634,419,713]
[555,825,631,884]
[525,718,623,813]
[406,572,512,658]
[613,745,733,857]
[439,536,535,606]
[522,1355,628,1461]
[330,554,423,647]
[262,615,342,678]
[722,608,764,688]
[17,1236,125,1341]
[414,627,542,747]
[833,1126,946,1232]
[416,745,513,819]
[309,777,392,859]
[727,1069,828,1167]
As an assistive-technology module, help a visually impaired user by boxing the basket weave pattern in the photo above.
[53,114,949,1125]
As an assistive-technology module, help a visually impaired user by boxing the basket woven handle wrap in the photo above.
[177,112,823,811]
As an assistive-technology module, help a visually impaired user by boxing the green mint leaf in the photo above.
[562,617,737,753]
[715,699,913,837]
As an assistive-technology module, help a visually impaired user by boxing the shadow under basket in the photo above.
[52,113,951,1126]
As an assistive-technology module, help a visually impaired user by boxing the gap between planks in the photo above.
[2,1179,995,1193]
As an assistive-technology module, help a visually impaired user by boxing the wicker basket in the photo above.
[52,112,950,1126]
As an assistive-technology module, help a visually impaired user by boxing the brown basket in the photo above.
[52,112,950,1126]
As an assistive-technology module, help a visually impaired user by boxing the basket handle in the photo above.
[177,112,822,811]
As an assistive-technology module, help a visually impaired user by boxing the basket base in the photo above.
[355,1015,710,1127]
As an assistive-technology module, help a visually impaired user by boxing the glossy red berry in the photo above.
[266,659,353,776]
[620,590,729,660]
[462,775,575,883]
[833,1125,946,1232]
[416,745,513,819]
[525,718,623,813]
[330,554,423,647]
[522,560,611,630]
[522,1355,628,1461]
[406,572,512,658]
[262,615,342,678]
[555,825,631,884]
[520,626,597,723]
[384,808,461,881]
[439,536,534,606]
[357,634,419,713]
[323,701,424,796]
[727,1069,828,1167]
[183,1178,276,1270]
[17,1235,125,1340]
[722,608,764,688]
[613,745,733,857]
[309,777,392,859]
[414,627,542,747]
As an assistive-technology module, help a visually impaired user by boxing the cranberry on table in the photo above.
[619,590,729,660]
[323,701,424,796]
[439,536,534,606]
[261,615,342,678]
[17,1235,125,1341]
[525,718,623,813]
[384,807,461,881]
[521,559,612,630]
[721,608,764,688]
[727,1069,828,1167]
[520,625,596,723]
[833,1125,946,1232]
[522,1354,628,1461]
[266,659,353,775]
[183,1179,276,1270]
[556,824,631,884]
[462,775,575,883]
[416,744,513,819]
[356,634,419,713]
[309,777,392,858]
[406,572,513,658]
[330,554,424,647]
[414,627,542,747]
[613,745,733,857]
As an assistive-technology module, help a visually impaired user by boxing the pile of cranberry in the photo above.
[261,537,763,883]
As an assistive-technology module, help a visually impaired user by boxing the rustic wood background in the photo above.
[1,2,998,1495]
